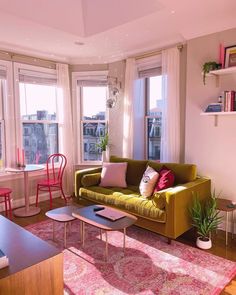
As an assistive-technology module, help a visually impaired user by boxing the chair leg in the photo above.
[4,196,8,218]
[49,187,53,209]
[7,194,12,219]
[6,194,12,219]
[60,185,67,205]
[36,185,39,207]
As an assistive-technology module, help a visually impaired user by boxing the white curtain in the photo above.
[161,47,180,162]
[123,58,137,158]
[56,63,74,196]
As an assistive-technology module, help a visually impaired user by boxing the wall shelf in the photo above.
[200,111,236,126]
[209,66,236,76]
[200,111,236,116]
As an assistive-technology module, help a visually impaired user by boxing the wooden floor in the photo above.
[1,197,236,295]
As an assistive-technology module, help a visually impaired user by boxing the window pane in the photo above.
[23,123,58,164]
[20,83,57,121]
[147,117,161,160]
[147,76,162,116]
[82,122,106,161]
[82,86,106,120]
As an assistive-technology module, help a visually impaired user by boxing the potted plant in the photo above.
[202,61,221,85]
[96,132,109,162]
[189,192,222,249]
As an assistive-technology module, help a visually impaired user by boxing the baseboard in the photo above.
[0,191,60,212]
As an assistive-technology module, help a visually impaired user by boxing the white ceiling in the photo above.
[0,0,235,64]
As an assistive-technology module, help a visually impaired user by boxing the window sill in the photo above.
[0,168,47,182]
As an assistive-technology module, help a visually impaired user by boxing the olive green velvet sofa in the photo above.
[75,156,211,240]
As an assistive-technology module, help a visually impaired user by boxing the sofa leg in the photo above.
[167,238,171,245]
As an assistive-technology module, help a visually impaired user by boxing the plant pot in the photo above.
[196,237,212,250]
[101,151,107,162]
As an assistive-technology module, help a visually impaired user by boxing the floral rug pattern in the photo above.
[26,220,236,295]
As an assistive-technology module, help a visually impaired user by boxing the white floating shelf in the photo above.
[209,66,236,75]
[200,111,236,116]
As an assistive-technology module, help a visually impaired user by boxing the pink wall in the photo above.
[185,28,236,202]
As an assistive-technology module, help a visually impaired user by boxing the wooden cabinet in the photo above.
[0,216,63,295]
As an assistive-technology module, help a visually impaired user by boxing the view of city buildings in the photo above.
[22,110,58,164]
[82,112,106,162]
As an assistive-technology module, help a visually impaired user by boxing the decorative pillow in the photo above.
[139,166,159,197]
[154,166,175,192]
[99,162,128,188]
[81,173,101,187]
[152,191,166,209]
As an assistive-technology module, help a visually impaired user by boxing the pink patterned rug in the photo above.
[26,220,236,295]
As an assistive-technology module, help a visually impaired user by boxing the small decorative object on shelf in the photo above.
[202,61,221,85]
[96,132,109,162]
[224,45,236,68]
[205,103,222,113]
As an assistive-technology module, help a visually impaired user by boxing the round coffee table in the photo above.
[72,205,137,261]
[46,205,78,248]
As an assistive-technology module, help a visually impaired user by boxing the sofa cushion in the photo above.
[148,161,197,184]
[99,162,127,188]
[81,173,101,187]
[110,155,147,186]
[79,186,166,223]
[139,166,159,197]
[154,166,174,192]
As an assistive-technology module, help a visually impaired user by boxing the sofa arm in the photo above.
[164,177,211,239]
[75,167,102,198]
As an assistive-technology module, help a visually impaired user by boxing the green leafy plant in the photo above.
[189,191,222,241]
[202,61,221,85]
[96,132,109,152]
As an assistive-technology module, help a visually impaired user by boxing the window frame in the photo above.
[144,75,162,161]
[14,63,60,165]
[72,71,108,165]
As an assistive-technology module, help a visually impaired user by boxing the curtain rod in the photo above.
[0,49,61,68]
[132,43,184,60]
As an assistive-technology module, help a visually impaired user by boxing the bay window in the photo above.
[15,64,59,165]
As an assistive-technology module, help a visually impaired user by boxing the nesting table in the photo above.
[72,205,137,261]
[216,198,236,246]
[46,205,78,248]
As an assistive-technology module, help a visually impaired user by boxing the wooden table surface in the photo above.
[72,205,137,230]
[216,198,236,212]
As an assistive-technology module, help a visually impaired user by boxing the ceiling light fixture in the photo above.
[106,76,121,108]
[74,41,85,46]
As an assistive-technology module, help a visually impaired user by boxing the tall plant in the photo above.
[189,192,222,241]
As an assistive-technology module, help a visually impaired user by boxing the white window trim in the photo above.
[14,62,59,165]
[72,71,109,165]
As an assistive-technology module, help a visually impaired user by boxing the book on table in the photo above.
[0,249,9,269]
[96,207,126,221]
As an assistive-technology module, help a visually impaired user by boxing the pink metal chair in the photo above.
[0,188,12,219]
[35,153,67,209]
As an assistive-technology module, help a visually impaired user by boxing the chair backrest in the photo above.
[46,153,67,183]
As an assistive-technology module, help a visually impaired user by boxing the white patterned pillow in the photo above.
[139,166,159,197]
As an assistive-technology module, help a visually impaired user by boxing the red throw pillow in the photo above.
[154,166,175,192]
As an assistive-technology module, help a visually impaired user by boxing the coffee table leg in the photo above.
[123,228,126,253]
[105,231,108,261]
[100,229,102,240]
[52,221,55,241]
[64,222,68,248]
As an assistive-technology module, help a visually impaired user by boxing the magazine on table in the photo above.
[0,249,9,269]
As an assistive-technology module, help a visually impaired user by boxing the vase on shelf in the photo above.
[101,149,109,162]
